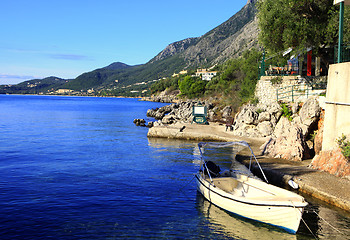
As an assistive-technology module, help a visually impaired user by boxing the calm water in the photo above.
[0,95,349,240]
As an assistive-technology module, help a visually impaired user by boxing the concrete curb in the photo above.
[243,162,350,212]
[296,180,350,212]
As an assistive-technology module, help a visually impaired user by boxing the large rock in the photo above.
[259,98,323,161]
[257,112,271,123]
[293,97,321,136]
[221,106,233,119]
[158,105,173,114]
[133,118,146,127]
[171,102,193,122]
[146,104,181,121]
[311,148,350,177]
[162,115,175,124]
[273,117,292,138]
[263,122,307,161]
[266,102,282,127]
[232,103,282,138]
[233,123,262,138]
[147,108,165,120]
[145,100,217,125]
[314,110,325,155]
[291,101,300,115]
[257,121,274,137]
[208,108,218,122]
[299,97,321,124]
[146,122,154,128]
[234,105,258,126]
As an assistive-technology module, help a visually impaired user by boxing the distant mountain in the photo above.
[149,38,199,63]
[0,76,69,94]
[2,1,259,94]
[103,62,132,70]
[64,62,135,90]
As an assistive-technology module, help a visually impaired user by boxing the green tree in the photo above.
[257,0,348,55]
[178,76,206,98]
[204,49,262,105]
[239,49,262,102]
[150,77,179,94]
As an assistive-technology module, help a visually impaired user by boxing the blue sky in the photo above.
[0,0,247,84]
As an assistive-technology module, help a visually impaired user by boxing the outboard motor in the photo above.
[204,161,221,177]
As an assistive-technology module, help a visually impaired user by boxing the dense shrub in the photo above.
[150,77,179,94]
[178,76,206,99]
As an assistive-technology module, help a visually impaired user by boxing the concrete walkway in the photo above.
[147,122,350,212]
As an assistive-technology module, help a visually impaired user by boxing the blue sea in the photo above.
[0,95,349,240]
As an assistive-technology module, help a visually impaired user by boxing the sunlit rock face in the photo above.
[311,148,350,178]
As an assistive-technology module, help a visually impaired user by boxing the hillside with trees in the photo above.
[0,77,69,95]
[150,49,262,109]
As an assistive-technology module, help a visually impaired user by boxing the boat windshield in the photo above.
[198,141,268,183]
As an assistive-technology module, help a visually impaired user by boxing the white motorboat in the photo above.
[195,141,308,234]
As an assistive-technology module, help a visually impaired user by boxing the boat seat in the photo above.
[212,177,238,193]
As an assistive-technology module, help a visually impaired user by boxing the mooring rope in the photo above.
[177,174,196,194]
[312,209,345,235]
[177,174,196,202]
[300,215,318,239]
[290,200,318,239]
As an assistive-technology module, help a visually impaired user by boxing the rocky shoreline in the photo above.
[137,97,323,159]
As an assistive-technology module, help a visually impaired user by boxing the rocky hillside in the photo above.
[181,1,258,66]
[149,38,199,63]
[150,0,259,68]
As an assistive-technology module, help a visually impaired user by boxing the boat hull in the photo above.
[195,173,306,234]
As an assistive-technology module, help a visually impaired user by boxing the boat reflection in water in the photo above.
[300,199,350,239]
[196,193,297,240]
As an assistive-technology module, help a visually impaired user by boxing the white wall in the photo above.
[322,62,350,151]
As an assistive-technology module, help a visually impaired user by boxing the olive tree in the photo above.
[257,0,345,54]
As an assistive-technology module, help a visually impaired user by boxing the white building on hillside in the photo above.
[172,70,188,78]
[195,68,217,81]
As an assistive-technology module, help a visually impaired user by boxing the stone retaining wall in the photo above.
[255,76,300,105]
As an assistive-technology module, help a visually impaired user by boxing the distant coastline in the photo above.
[0,93,143,99]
